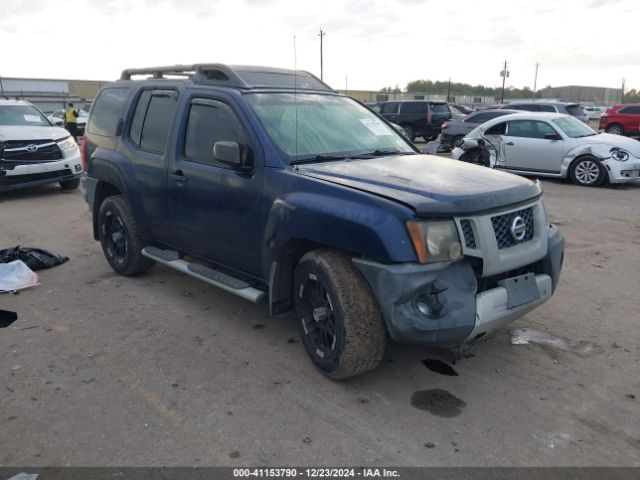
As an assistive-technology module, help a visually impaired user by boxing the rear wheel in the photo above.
[98,195,155,276]
[59,178,80,190]
[293,249,386,380]
[605,124,624,135]
[570,156,605,187]
[403,126,415,142]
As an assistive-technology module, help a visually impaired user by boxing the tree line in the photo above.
[380,79,640,103]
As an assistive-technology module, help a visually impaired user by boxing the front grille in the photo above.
[1,139,63,164]
[460,220,476,249]
[491,207,534,249]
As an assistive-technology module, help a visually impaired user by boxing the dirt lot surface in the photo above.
[1,175,639,467]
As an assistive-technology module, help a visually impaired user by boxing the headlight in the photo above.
[610,148,629,161]
[406,220,463,264]
[57,136,77,150]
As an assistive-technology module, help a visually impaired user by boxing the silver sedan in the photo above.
[451,112,640,186]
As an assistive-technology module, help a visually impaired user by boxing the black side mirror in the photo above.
[213,141,246,169]
[543,133,561,141]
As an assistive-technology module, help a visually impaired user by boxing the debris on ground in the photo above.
[7,474,39,480]
[422,359,459,376]
[0,246,68,270]
[0,309,18,328]
[0,260,39,293]
[510,328,603,357]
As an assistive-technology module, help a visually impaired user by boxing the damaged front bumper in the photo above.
[353,225,564,348]
[601,157,640,183]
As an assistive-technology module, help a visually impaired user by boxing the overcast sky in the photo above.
[1,0,638,92]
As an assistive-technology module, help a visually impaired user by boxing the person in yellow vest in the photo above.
[64,102,79,141]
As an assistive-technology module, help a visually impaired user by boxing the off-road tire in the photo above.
[98,195,155,276]
[569,155,606,187]
[293,249,386,380]
[59,178,80,190]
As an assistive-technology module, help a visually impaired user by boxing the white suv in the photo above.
[0,99,82,192]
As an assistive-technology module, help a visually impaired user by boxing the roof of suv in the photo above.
[503,100,578,106]
[118,64,334,93]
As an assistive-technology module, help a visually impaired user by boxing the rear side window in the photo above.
[510,104,540,112]
[565,105,584,116]
[129,90,153,146]
[184,100,245,165]
[139,93,178,153]
[486,122,507,135]
[430,103,450,114]
[380,102,399,114]
[539,104,556,112]
[401,102,428,114]
[467,112,490,123]
[87,87,130,136]
[619,106,640,114]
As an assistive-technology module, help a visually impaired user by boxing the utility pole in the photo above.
[533,62,539,99]
[318,29,326,81]
[447,77,451,102]
[621,78,625,103]
[500,60,509,103]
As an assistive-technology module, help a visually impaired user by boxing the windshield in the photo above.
[566,104,584,116]
[552,116,596,138]
[245,93,415,162]
[0,105,51,126]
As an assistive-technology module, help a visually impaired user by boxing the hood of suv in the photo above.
[0,125,70,142]
[297,154,542,216]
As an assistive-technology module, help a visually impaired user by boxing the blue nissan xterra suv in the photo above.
[82,64,564,379]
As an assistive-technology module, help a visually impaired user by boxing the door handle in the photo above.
[170,169,188,183]
[506,141,515,146]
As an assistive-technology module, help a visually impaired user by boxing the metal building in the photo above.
[0,76,110,113]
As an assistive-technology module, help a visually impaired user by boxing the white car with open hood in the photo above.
[451,112,640,186]
[0,99,83,192]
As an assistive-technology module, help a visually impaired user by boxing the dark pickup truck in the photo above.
[82,64,564,379]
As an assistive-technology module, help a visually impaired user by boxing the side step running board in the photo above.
[141,247,266,303]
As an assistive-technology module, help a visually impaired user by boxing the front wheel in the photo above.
[570,156,605,187]
[293,249,386,380]
[451,135,464,149]
[98,195,155,276]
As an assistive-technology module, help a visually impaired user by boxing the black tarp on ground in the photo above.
[0,246,68,271]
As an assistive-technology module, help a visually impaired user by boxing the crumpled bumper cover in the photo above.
[353,225,564,348]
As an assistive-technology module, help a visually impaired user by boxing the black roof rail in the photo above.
[120,63,334,92]
[120,64,251,89]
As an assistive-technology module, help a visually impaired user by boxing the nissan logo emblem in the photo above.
[510,216,527,241]
[26,144,38,152]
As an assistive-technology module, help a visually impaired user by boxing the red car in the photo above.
[599,104,640,136]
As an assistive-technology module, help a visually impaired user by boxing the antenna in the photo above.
[294,35,298,161]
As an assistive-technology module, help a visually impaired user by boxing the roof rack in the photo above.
[120,64,334,92]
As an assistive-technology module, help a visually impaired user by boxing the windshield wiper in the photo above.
[349,149,411,159]
[290,154,349,166]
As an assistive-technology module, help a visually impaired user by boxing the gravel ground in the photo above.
[0,174,639,467]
